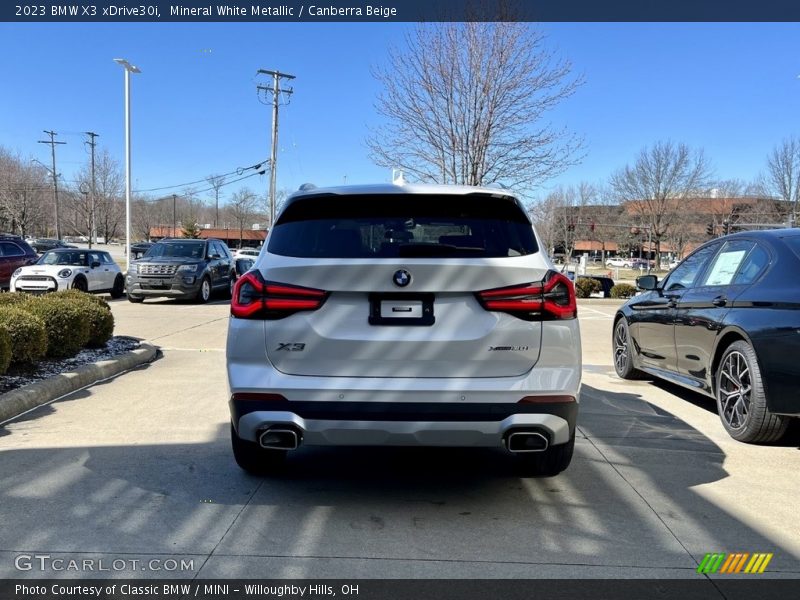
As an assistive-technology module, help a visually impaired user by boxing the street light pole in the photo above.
[114,58,141,272]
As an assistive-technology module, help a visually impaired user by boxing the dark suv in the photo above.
[126,238,235,303]
[0,234,38,290]
[29,238,77,253]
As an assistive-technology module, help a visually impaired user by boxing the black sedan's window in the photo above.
[700,240,753,287]
[733,245,770,285]
[663,243,720,291]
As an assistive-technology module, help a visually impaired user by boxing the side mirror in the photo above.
[91,261,101,269]
[636,274,658,290]
[210,253,221,260]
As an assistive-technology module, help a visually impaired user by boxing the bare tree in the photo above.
[760,136,800,223]
[610,141,711,261]
[76,149,123,243]
[227,187,257,247]
[368,22,583,189]
[0,147,49,236]
[529,183,593,261]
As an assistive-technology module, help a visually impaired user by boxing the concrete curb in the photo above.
[0,342,159,425]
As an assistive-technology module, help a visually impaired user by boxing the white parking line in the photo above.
[578,306,615,319]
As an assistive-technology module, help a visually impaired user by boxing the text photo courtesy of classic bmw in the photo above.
[11,248,125,297]
[226,184,581,477]
[613,229,800,444]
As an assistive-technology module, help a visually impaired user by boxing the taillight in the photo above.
[476,271,576,320]
[231,271,328,319]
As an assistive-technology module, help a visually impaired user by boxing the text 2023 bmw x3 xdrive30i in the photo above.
[226,184,581,476]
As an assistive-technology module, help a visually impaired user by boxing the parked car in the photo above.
[578,275,615,298]
[612,229,800,443]
[129,241,154,260]
[233,247,261,259]
[0,234,38,290]
[126,237,235,303]
[227,183,581,476]
[11,248,124,297]
[605,257,631,268]
[234,256,255,277]
[29,238,77,253]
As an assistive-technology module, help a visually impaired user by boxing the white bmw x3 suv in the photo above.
[226,184,581,476]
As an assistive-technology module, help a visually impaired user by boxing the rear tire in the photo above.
[230,424,287,475]
[715,340,788,443]
[228,272,236,299]
[613,318,647,380]
[110,275,125,299]
[127,294,144,303]
[515,432,575,477]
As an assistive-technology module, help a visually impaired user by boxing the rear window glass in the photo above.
[268,194,538,258]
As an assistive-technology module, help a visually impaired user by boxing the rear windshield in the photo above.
[268,194,538,258]
[145,241,205,259]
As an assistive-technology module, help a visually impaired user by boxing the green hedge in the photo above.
[0,292,33,307]
[0,306,47,364]
[0,326,10,375]
[610,283,638,299]
[575,277,602,299]
[83,302,115,348]
[50,290,114,347]
[25,297,90,358]
[51,289,111,311]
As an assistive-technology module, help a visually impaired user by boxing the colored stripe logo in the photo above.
[697,552,773,574]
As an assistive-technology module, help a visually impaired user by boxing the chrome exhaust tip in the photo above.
[505,431,549,453]
[258,428,301,450]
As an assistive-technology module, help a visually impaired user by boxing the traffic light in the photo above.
[706,223,714,236]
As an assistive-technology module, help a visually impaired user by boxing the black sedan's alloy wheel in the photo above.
[613,318,646,380]
[715,340,788,443]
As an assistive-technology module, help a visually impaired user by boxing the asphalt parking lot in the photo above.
[0,297,798,579]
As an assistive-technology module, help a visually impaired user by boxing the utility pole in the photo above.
[84,132,99,248]
[172,194,177,238]
[257,69,295,228]
[37,130,66,239]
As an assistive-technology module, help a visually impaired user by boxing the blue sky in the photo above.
[0,22,798,205]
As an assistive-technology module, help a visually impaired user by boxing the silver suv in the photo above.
[226,184,581,476]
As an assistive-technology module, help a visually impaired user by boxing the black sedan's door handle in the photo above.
[712,296,727,307]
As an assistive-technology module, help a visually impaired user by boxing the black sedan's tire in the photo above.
[612,318,647,380]
[516,432,575,477]
[230,424,286,475]
[715,340,789,443]
[110,275,125,299]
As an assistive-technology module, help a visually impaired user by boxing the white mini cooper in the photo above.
[11,248,125,298]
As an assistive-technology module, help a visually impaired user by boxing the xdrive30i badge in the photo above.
[393,269,411,287]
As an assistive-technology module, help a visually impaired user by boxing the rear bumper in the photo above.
[231,399,578,447]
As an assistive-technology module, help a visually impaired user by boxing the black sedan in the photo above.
[612,229,800,443]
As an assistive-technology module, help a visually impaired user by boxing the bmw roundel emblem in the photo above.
[393,269,411,287]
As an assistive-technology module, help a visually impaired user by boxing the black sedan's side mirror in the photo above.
[636,274,658,290]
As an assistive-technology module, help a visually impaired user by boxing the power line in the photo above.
[132,160,267,193]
